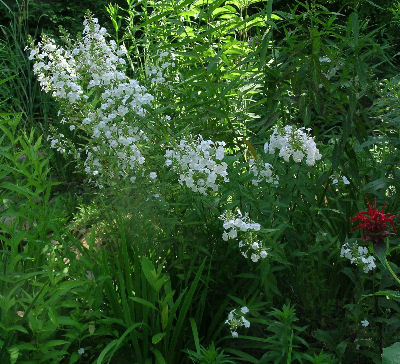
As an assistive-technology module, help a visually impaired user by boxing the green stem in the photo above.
[384,257,400,286]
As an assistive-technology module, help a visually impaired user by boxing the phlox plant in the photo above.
[28,13,159,189]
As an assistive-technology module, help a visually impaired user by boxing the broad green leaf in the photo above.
[151,348,167,364]
[8,346,19,364]
[382,342,400,364]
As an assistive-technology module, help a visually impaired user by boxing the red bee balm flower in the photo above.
[352,198,398,243]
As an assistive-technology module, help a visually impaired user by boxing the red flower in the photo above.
[351,198,398,243]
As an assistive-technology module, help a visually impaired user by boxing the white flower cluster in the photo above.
[47,131,68,154]
[340,242,376,273]
[330,174,350,185]
[164,135,228,195]
[264,124,322,166]
[225,306,250,338]
[248,159,279,186]
[145,50,176,85]
[219,209,268,262]
[28,15,154,186]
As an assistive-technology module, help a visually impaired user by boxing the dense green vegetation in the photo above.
[1,0,400,363]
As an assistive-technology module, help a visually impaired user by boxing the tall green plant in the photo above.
[83,217,208,363]
[0,112,95,363]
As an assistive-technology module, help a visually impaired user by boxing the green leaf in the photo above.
[374,241,387,266]
[129,296,158,311]
[189,318,200,353]
[152,332,166,344]
[0,325,28,334]
[151,348,167,364]
[167,259,206,362]
[0,182,34,198]
[382,342,400,364]
[96,323,141,364]
[351,12,359,44]
[68,352,80,364]
[361,290,400,302]
[48,307,59,326]
[8,346,19,364]
[161,303,168,330]
[141,256,155,278]
[225,348,259,363]
[42,340,70,349]
[364,0,384,10]
[141,256,166,292]
[266,0,273,22]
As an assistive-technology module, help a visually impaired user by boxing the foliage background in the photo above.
[0,0,400,363]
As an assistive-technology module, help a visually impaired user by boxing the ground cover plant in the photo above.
[1,0,400,363]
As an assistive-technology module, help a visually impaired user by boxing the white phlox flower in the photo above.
[264,124,322,166]
[248,159,279,186]
[28,14,154,187]
[330,174,350,186]
[145,49,176,86]
[219,209,268,262]
[164,135,228,195]
[361,319,369,327]
[340,242,376,273]
[225,306,250,338]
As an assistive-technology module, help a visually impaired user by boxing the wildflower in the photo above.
[149,172,157,180]
[319,56,331,63]
[330,174,350,186]
[264,124,322,166]
[251,242,259,250]
[361,320,369,327]
[249,159,279,186]
[228,229,237,239]
[242,317,250,328]
[219,209,268,262]
[78,348,85,355]
[165,136,228,195]
[29,15,153,187]
[340,241,376,273]
[352,198,398,243]
[225,307,250,338]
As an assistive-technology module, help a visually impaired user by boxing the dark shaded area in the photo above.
[0,0,126,36]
